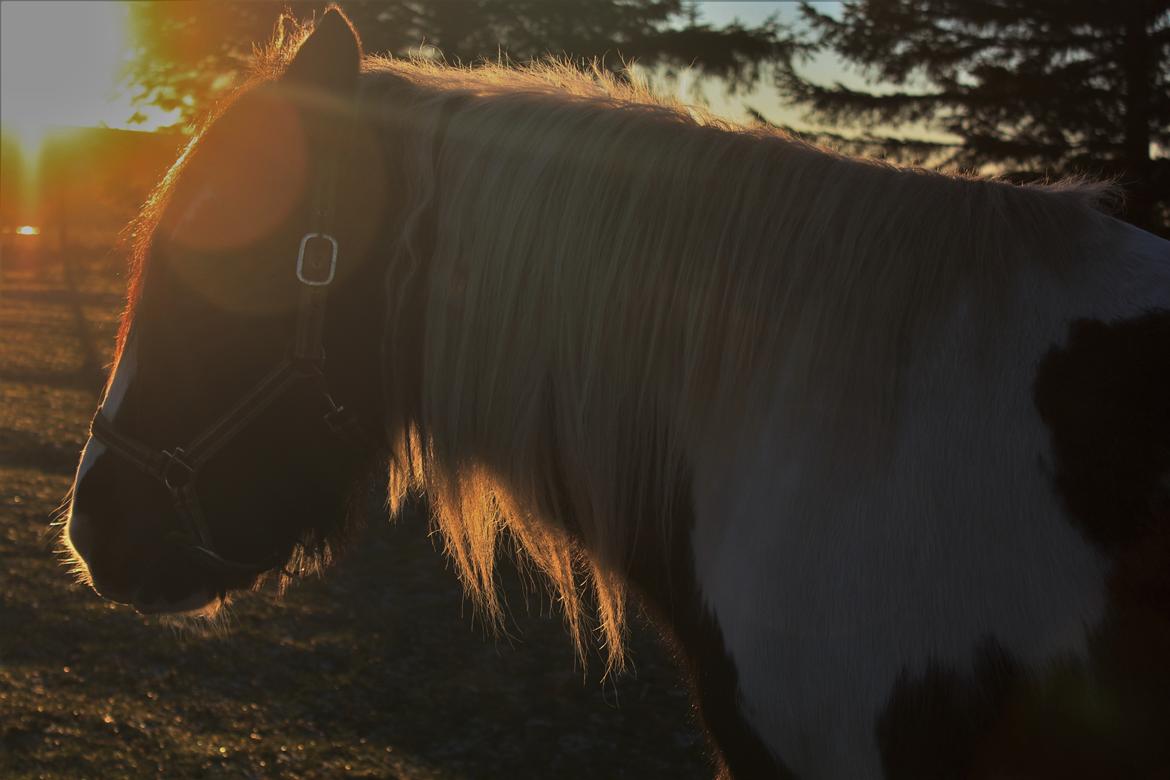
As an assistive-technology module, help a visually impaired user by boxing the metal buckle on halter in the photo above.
[321,392,351,434]
[160,447,196,493]
[296,233,338,286]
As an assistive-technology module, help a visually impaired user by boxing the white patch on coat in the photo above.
[75,337,137,484]
[687,218,1170,778]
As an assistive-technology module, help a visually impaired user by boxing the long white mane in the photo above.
[362,56,1115,669]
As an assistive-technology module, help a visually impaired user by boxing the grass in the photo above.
[0,248,709,779]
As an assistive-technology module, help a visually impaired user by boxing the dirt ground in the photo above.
[0,250,710,779]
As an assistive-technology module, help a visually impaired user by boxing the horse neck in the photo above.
[371,80,771,605]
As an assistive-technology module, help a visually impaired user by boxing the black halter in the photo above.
[90,149,374,576]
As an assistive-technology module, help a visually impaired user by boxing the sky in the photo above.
[701,0,849,89]
[690,1,856,128]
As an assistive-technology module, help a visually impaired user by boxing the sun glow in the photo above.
[16,225,40,236]
[0,1,178,157]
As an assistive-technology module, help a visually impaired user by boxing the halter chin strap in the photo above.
[90,152,375,576]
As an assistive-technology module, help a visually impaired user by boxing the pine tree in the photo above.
[127,1,779,128]
[775,0,1170,234]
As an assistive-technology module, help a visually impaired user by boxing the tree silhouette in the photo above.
[774,0,1170,233]
[127,1,781,127]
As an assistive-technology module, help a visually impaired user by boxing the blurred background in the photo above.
[1,2,1168,778]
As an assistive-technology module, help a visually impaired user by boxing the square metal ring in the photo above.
[161,447,196,493]
[296,232,338,286]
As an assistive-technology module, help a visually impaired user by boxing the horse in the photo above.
[64,8,1170,779]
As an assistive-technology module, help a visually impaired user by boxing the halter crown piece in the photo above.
[90,115,373,576]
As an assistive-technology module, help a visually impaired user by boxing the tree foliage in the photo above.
[775,0,1170,232]
[127,1,781,126]
[127,2,1170,233]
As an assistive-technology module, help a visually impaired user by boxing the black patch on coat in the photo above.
[1030,310,1170,772]
[1032,310,1170,551]
[875,639,1019,780]
[875,628,1170,779]
[621,468,797,780]
[875,310,1170,779]
[874,640,1148,779]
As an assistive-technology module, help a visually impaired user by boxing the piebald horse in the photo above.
[65,9,1170,779]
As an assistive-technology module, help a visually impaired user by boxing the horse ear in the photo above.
[284,7,362,93]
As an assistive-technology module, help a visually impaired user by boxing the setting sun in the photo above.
[0,1,177,155]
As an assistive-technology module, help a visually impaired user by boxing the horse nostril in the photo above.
[66,511,97,563]
[66,513,136,604]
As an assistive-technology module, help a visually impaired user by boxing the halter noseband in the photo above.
[90,141,374,577]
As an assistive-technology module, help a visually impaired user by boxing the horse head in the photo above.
[66,9,387,615]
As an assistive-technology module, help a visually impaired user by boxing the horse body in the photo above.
[690,217,1169,777]
[65,10,1170,778]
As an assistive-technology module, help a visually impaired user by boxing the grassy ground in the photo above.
[0,250,710,779]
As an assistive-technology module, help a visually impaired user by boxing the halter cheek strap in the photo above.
[90,159,375,575]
